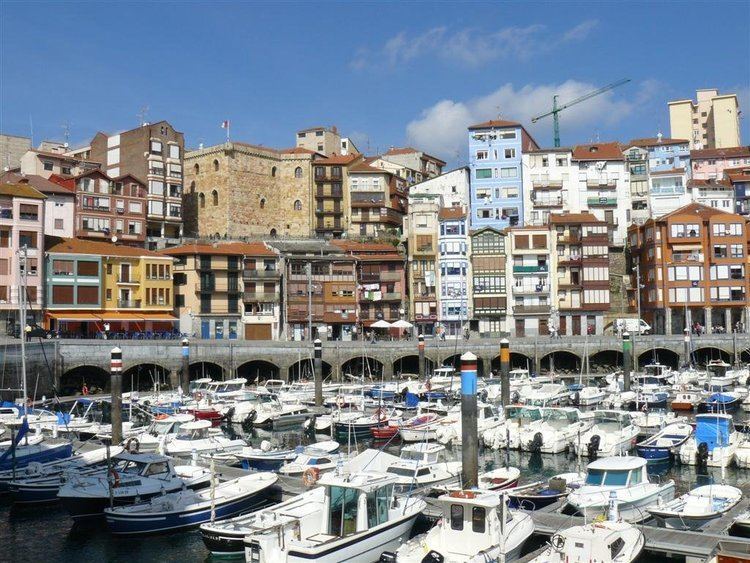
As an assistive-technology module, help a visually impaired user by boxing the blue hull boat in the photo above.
[104,473,278,535]
[0,442,73,472]
[636,422,693,463]
[698,393,740,414]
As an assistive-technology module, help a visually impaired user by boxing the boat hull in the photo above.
[0,443,73,472]
[566,484,675,523]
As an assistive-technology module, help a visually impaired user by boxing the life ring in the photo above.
[108,468,121,488]
[302,467,321,487]
[551,533,565,551]
[194,392,203,402]
[125,437,140,454]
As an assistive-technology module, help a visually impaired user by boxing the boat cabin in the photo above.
[584,456,649,488]
[694,414,734,451]
[263,379,286,392]
[174,419,212,440]
[206,378,247,398]
[642,363,670,378]
[508,368,530,384]
[189,378,213,394]
[504,406,542,425]
[149,413,194,436]
[707,360,730,379]
[435,490,507,555]
[540,407,582,426]
[592,410,632,428]
[111,452,175,483]
[556,523,634,562]
[321,472,397,537]
[387,444,446,478]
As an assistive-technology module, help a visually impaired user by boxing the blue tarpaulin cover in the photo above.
[695,415,731,451]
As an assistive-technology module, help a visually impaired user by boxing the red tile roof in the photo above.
[468,119,521,130]
[690,146,750,159]
[687,179,732,188]
[628,137,689,147]
[46,237,166,257]
[572,142,624,161]
[438,206,466,220]
[724,166,750,182]
[315,154,361,165]
[30,149,100,164]
[659,202,734,221]
[549,212,602,224]
[0,171,74,195]
[0,183,46,200]
[160,242,276,257]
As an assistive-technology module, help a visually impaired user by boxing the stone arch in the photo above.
[60,365,111,396]
[199,193,205,208]
[540,350,581,374]
[692,347,731,367]
[294,166,303,178]
[288,359,332,382]
[588,350,623,373]
[213,159,219,172]
[236,360,280,383]
[189,361,225,381]
[294,199,302,211]
[491,352,533,372]
[212,189,219,206]
[341,356,383,379]
[440,353,485,377]
[638,348,680,370]
[122,363,171,392]
[392,354,434,377]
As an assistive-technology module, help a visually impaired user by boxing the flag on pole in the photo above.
[220,120,229,129]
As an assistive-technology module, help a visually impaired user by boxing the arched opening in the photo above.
[588,350,624,373]
[638,348,680,370]
[193,163,199,174]
[540,351,581,375]
[271,166,277,177]
[294,167,303,178]
[288,359,333,382]
[692,347,731,367]
[189,181,195,193]
[122,363,171,392]
[60,365,111,396]
[441,354,485,377]
[491,353,533,372]
[294,200,302,211]
[393,355,434,377]
[212,189,219,206]
[213,159,219,172]
[741,349,750,364]
[199,193,205,208]
[342,356,383,379]
[260,198,266,209]
[236,360,280,384]
[269,228,277,237]
[189,361,224,381]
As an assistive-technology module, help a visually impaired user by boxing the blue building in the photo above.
[468,120,538,230]
[629,135,691,217]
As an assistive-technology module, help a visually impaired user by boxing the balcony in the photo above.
[513,304,551,315]
[148,167,165,176]
[512,284,548,295]
[382,292,402,301]
[243,292,278,303]
[672,253,704,263]
[116,274,138,284]
[586,178,617,188]
[118,299,142,308]
[512,264,549,274]
[243,269,280,280]
[587,197,617,206]
[532,179,563,189]
[381,271,402,282]
[558,255,582,265]
[199,280,215,292]
[533,198,563,208]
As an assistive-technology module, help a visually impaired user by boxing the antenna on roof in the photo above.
[495,105,501,120]
[62,121,71,147]
[29,115,34,147]
[137,105,150,127]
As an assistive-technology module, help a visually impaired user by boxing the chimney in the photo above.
[332,125,338,134]
[657,131,663,143]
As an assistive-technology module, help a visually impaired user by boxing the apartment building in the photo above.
[19,149,99,179]
[1,172,75,237]
[404,193,440,336]
[44,238,175,336]
[0,184,45,331]
[72,169,147,245]
[469,120,539,230]
[296,126,358,156]
[407,167,470,208]
[469,227,507,337]
[620,145,650,224]
[89,121,185,248]
[551,213,610,335]
[629,203,749,335]
[332,240,406,332]
[313,154,362,237]
[725,165,750,216]
[267,240,357,341]
[377,147,445,183]
[242,244,282,340]
[571,143,630,246]
[522,148,578,226]
[688,179,735,211]
[669,89,741,149]
[183,142,317,239]
[347,158,407,237]
[0,134,31,170]
[691,146,750,180]
[437,207,469,337]
[506,226,552,337]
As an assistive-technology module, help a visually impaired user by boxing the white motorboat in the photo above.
[221,391,309,426]
[519,407,593,454]
[477,466,521,491]
[277,450,350,479]
[57,452,212,520]
[521,383,569,407]
[231,471,424,562]
[570,410,640,458]
[165,420,245,457]
[679,414,741,468]
[399,404,459,443]
[482,405,544,450]
[389,489,533,562]
[602,390,637,410]
[629,410,683,434]
[571,386,608,407]
[212,439,340,471]
[530,493,644,562]
[435,403,503,445]
[385,443,461,493]
[733,439,750,468]
[119,413,195,453]
[564,456,675,522]
[647,484,743,530]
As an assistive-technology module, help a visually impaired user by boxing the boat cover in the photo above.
[695,416,731,451]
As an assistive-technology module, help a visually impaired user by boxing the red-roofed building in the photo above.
[313,154,364,237]
[347,158,407,237]
[691,146,750,181]
[0,171,75,237]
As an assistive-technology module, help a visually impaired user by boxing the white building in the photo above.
[406,167,470,208]
[437,206,469,337]
[689,179,735,211]
[522,148,580,226]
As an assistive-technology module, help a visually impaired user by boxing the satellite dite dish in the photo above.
[111,235,118,243]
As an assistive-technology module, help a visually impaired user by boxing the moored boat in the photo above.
[636,422,693,464]
[647,484,742,530]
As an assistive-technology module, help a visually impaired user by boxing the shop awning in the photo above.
[97,312,148,321]
[46,312,103,321]
[140,313,178,322]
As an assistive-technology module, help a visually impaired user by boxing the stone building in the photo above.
[0,134,31,171]
[183,142,317,239]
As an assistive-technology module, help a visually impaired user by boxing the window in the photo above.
[213,159,219,171]
[148,201,164,216]
[19,231,36,248]
[129,202,142,214]
[450,504,464,530]
[77,261,98,277]
[504,148,516,159]
[150,140,162,154]
[260,198,266,209]
[169,144,180,159]
[472,507,486,533]
[475,168,492,179]
[52,285,74,305]
[212,190,219,206]
[294,167,303,178]
[500,167,518,178]
[294,200,302,211]
[193,163,199,174]
[149,180,165,196]
[54,218,64,230]
[77,286,98,305]
[199,193,205,208]
[476,150,488,160]
[43,161,54,171]
[52,260,73,276]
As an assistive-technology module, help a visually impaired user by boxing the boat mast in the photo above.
[17,245,28,420]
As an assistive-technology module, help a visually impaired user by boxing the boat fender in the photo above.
[550,533,566,551]
[247,410,258,423]
[421,550,445,563]
[125,437,140,454]
[260,440,272,452]
[302,467,320,487]
[108,468,121,488]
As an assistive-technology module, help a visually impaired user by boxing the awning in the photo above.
[97,312,147,321]
[46,312,103,321]
[139,313,178,322]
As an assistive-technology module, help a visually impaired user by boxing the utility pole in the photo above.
[17,246,28,407]
[306,262,312,341]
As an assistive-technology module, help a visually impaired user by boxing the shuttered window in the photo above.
[77,261,99,277]
[52,285,74,304]
[77,286,98,304]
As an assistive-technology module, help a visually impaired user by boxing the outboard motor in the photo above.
[573,391,581,406]
[421,551,445,563]
[587,434,601,460]
[223,406,235,423]
[510,391,520,404]
[379,553,397,563]
[696,441,709,472]
[529,432,543,453]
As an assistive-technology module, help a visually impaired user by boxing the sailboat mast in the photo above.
[17,245,28,417]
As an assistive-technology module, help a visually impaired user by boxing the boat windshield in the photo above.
[150,420,176,435]
[328,485,360,536]
[387,465,417,477]
[594,412,628,426]
[517,408,541,421]
[585,469,630,486]
[400,450,428,462]
[542,409,577,423]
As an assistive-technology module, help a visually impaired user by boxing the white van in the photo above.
[613,318,651,335]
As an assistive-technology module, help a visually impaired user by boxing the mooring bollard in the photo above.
[314,339,323,407]
[500,338,510,407]
[110,346,123,444]
[461,351,478,488]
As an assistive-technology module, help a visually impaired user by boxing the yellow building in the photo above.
[669,89,741,150]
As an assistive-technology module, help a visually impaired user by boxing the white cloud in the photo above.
[405,80,651,160]
[352,20,597,70]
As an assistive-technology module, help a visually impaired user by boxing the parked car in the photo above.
[613,318,651,335]
[12,323,58,339]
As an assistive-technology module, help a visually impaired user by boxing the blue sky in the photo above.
[1,1,748,165]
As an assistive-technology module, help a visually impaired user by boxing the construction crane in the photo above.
[531,79,631,147]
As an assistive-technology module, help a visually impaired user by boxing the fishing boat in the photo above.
[386,490,533,563]
[564,456,675,522]
[647,483,743,530]
[627,391,669,410]
[104,472,279,535]
[530,492,644,562]
[507,472,585,510]
[370,420,401,440]
[671,391,702,411]
[635,422,693,463]
[122,413,195,453]
[384,443,461,493]
[179,405,224,426]
[476,466,521,491]
[57,452,212,519]
[570,386,608,407]
[165,420,245,457]
[519,407,593,454]
[399,403,459,443]
[277,450,349,479]
[699,360,736,390]
[569,410,640,459]
[333,409,394,440]
[698,392,742,414]
[222,391,310,427]
[680,414,742,468]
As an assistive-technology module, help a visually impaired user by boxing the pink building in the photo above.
[0,183,46,330]
[691,146,750,180]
